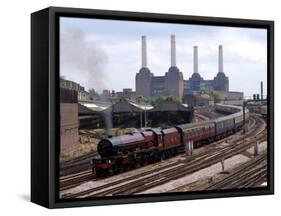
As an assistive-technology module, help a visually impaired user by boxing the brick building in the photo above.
[136,37,230,101]
[136,35,184,99]
[60,88,79,154]
[60,78,90,101]
[184,45,229,93]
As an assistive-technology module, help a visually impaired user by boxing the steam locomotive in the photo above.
[91,104,249,176]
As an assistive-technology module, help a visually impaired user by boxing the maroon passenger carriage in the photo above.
[176,120,215,148]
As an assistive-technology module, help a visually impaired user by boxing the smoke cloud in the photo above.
[61,28,113,136]
[60,28,108,92]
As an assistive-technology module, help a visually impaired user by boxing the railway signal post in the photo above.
[254,139,259,156]
[185,141,194,156]
[221,156,225,172]
[185,142,188,155]
[191,141,194,155]
[243,101,246,134]
[140,109,142,128]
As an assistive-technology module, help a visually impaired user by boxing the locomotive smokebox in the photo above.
[97,139,114,157]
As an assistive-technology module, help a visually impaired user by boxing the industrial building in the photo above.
[60,78,90,101]
[135,36,232,101]
[136,35,184,99]
[216,91,244,105]
[184,45,229,93]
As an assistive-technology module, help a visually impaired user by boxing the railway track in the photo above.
[196,107,225,120]
[193,113,210,122]
[207,153,267,190]
[170,152,267,192]
[59,117,256,193]
[61,115,266,198]
[193,108,229,122]
[60,151,98,176]
[60,170,93,191]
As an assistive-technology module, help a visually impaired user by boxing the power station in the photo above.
[136,35,184,99]
[135,35,229,99]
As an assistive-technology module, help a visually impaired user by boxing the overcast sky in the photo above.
[60,17,267,98]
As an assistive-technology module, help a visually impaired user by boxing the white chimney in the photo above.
[193,46,199,73]
[171,35,176,67]
[141,35,147,68]
[219,45,223,72]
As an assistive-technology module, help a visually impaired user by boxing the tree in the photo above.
[200,87,221,103]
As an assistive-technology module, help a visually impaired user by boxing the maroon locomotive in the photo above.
[92,128,177,176]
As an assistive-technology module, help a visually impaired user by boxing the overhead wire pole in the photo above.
[140,109,142,129]
[142,96,147,128]
[243,100,246,134]
[144,105,147,127]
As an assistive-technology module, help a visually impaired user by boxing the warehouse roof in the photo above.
[130,102,154,110]
[104,99,142,113]
[78,98,189,114]
[79,101,110,112]
[78,103,98,115]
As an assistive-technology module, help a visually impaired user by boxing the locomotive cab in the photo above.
[146,128,163,148]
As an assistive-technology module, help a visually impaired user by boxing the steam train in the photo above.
[91,104,249,176]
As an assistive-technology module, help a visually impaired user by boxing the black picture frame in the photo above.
[31,6,274,208]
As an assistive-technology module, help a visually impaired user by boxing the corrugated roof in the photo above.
[104,99,142,113]
[130,102,154,110]
[80,101,110,112]
[78,103,97,115]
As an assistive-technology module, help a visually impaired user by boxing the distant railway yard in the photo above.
[59,104,267,199]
